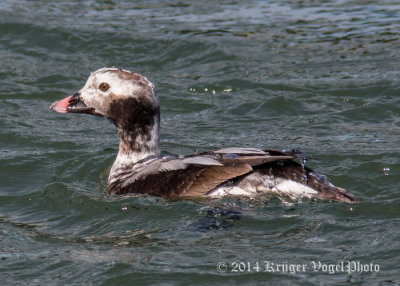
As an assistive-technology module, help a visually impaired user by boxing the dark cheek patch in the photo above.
[108,96,159,153]
[109,97,157,129]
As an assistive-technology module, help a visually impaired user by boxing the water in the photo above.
[1,0,399,285]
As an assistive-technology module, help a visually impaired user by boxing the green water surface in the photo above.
[0,1,399,285]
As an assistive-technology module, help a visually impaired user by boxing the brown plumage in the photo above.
[50,68,357,203]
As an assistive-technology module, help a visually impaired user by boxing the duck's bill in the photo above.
[50,95,73,113]
[50,93,93,114]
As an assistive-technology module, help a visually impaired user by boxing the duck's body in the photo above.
[50,68,356,203]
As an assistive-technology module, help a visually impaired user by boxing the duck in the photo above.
[50,67,356,203]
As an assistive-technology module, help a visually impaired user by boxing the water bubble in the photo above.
[382,167,390,175]
[282,149,308,169]
[300,158,307,169]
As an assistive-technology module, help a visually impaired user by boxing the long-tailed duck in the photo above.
[50,68,356,203]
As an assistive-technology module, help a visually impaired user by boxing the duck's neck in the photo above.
[108,111,160,182]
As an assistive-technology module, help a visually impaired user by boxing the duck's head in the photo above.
[50,68,161,160]
[50,67,159,127]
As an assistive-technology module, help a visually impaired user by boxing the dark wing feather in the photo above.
[113,150,294,197]
[182,164,253,197]
[117,165,206,197]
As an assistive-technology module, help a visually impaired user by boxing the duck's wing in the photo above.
[112,148,293,197]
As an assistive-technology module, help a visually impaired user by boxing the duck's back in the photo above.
[108,148,356,203]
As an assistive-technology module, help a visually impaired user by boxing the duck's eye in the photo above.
[99,82,110,92]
